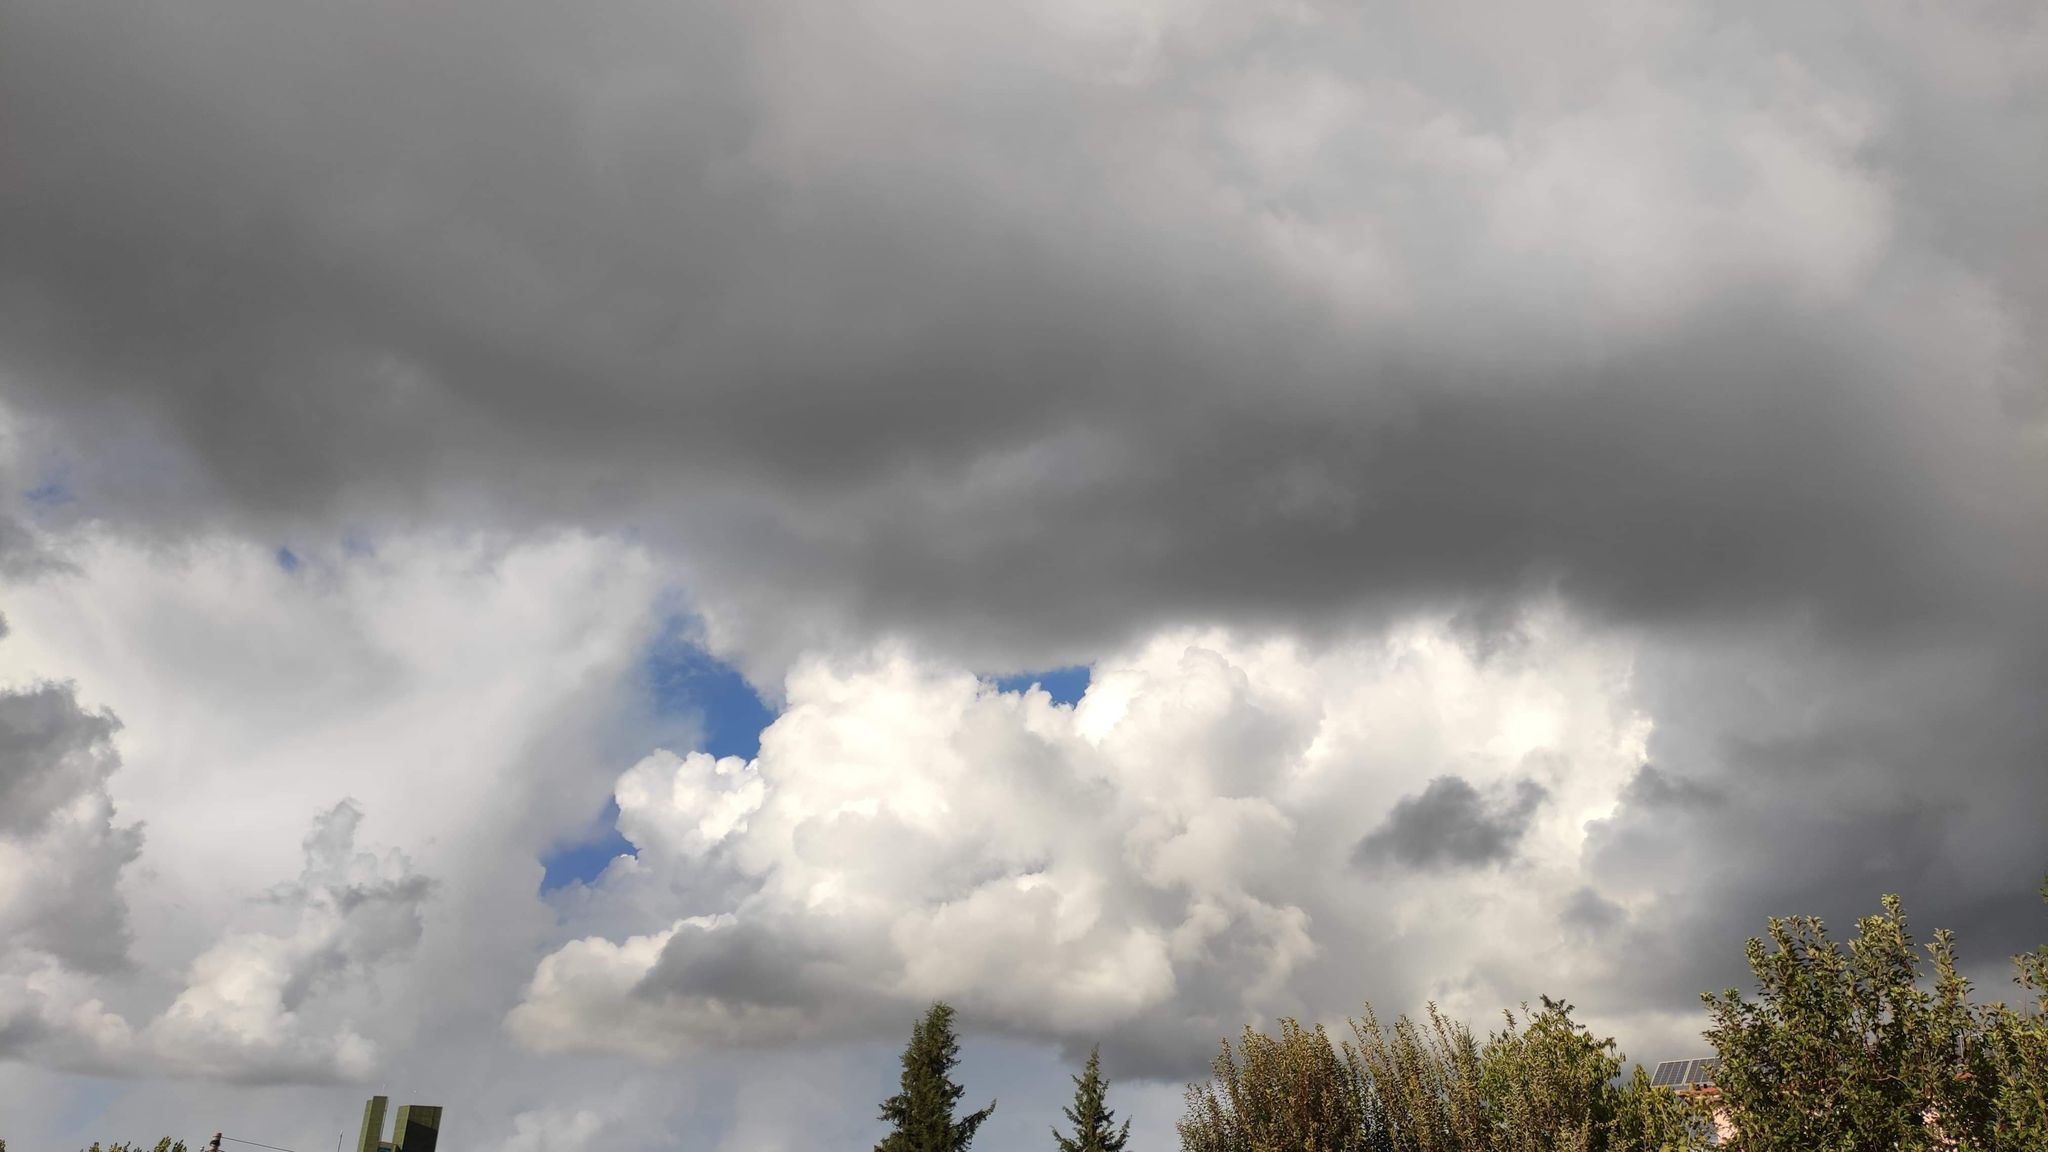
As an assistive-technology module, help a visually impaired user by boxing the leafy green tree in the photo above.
[0,1133,191,1152]
[1919,925,2001,1148]
[1175,875,2048,1152]
[1181,1000,1658,1152]
[1605,1066,1709,1152]
[1347,1002,1486,1152]
[1055,1045,1133,1152]
[1178,1016,1370,1152]
[1180,1000,1721,1152]
[1989,876,2048,1150]
[1702,893,1997,1152]
[877,1001,996,1152]
[1477,998,1620,1152]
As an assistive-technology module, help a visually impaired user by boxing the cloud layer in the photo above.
[514,614,1655,1076]
[3,0,2042,677]
[0,0,2044,1147]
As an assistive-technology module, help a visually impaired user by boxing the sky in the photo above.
[0,0,2044,1148]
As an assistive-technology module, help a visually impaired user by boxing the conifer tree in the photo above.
[1054,1046,1132,1152]
[877,1001,997,1152]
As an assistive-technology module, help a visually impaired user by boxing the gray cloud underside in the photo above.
[4,0,2043,666]
[2,0,2046,1112]
[0,680,139,975]
[0,682,120,836]
[1356,776,1548,871]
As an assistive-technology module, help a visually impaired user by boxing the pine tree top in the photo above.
[876,1002,996,1152]
[1053,1045,1131,1152]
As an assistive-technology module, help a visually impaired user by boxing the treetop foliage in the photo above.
[1174,875,2047,1152]
[1177,996,1710,1152]
[1704,881,2048,1151]
[876,1001,997,1152]
[1054,1045,1132,1152]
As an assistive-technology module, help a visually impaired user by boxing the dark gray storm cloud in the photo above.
[2,0,2041,671]
[0,0,2045,1097]
[1615,764,1726,814]
[1578,625,2048,1014]
[1560,887,1626,938]
[1356,776,1547,871]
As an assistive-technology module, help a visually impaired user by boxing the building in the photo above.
[356,1096,443,1152]
[1649,1058,1735,1146]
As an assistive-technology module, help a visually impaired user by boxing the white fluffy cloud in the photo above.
[514,608,1655,1073]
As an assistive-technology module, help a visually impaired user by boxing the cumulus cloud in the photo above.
[0,680,140,976]
[0,0,2044,1145]
[143,800,433,1083]
[1,768,433,1083]
[0,682,121,835]
[0,530,666,1100]
[0,666,145,1080]
[0,664,144,1077]
[514,610,1653,1075]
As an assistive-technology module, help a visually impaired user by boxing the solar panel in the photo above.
[1648,1058,1716,1089]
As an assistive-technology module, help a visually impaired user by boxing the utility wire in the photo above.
[220,1137,306,1152]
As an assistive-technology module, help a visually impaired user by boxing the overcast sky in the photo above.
[2,0,2045,1148]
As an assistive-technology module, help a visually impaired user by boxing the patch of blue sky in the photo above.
[539,615,777,892]
[537,797,634,894]
[642,618,776,761]
[992,664,1091,707]
[275,546,302,574]
[24,478,72,514]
